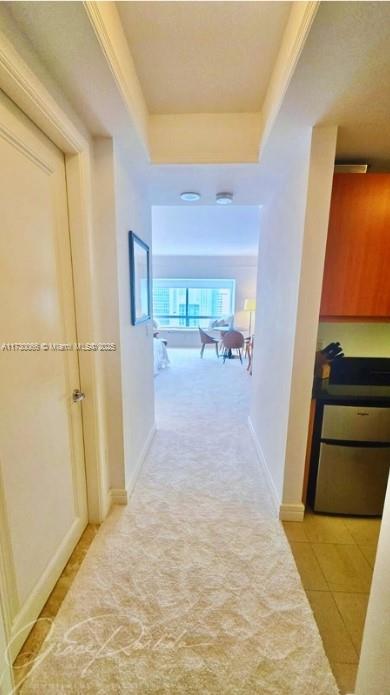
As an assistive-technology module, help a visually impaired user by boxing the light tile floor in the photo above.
[283,511,381,695]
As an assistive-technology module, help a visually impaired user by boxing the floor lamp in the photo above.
[244,298,256,336]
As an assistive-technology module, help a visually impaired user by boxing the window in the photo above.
[153,279,235,328]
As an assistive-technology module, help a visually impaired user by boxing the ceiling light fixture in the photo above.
[180,192,201,202]
[216,192,233,205]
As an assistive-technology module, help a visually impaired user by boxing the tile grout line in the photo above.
[326,590,360,664]
[282,516,380,694]
[285,528,360,691]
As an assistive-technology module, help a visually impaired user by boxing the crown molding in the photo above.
[0,28,86,154]
[258,1,320,158]
[84,1,150,159]
[83,1,318,165]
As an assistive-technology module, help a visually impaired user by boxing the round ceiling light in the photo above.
[180,192,201,202]
[216,192,233,205]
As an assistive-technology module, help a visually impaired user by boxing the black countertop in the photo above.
[313,378,390,405]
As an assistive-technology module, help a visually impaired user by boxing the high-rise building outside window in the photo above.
[152,279,235,328]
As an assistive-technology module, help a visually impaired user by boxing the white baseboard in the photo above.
[279,503,305,522]
[126,424,156,499]
[8,516,85,659]
[248,417,306,522]
[109,488,128,505]
[248,416,280,517]
[105,425,156,512]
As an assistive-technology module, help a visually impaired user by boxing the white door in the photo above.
[0,90,88,659]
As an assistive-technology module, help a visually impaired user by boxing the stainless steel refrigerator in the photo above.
[313,404,390,515]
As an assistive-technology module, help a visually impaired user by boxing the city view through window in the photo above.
[153,279,235,328]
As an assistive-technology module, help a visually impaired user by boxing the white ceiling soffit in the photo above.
[277,1,390,169]
[152,205,260,257]
[84,1,318,164]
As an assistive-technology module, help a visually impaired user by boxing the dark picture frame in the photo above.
[129,231,151,325]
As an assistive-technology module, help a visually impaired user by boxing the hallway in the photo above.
[18,350,338,694]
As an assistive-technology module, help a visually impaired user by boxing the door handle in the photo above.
[72,388,85,403]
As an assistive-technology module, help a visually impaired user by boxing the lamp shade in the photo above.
[244,298,256,312]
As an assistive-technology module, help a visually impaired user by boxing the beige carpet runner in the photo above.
[20,349,339,694]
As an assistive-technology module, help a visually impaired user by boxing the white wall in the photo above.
[114,138,155,494]
[249,121,312,509]
[282,127,337,515]
[152,254,258,346]
[92,135,155,499]
[152,206,260,256]
[249,124,337,519]
[318,322,390,357]
[92,138,124,499]
[355,479,390,695]
[149,112,261,164]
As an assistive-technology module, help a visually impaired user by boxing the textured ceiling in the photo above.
[281,1,390,168]
[117,1,291,114]
[6,0,390,181]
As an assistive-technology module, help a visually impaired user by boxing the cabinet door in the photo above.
[320,173,390,318]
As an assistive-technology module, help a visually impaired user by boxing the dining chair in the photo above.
[222,330,245,363]
[199,328,219,358]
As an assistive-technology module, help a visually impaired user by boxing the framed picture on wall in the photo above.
[129,231,151,325]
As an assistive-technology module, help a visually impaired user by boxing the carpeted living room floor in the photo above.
[19,348,339,694]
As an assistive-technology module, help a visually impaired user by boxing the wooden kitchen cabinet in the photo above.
[320,173,390,319]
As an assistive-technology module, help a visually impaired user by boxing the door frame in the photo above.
[0,28,107,524]
[0,25,110,690]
